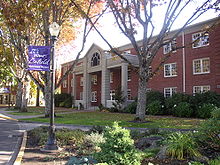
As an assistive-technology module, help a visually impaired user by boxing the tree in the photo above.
[73,0,219,121]
[0,0,103,115]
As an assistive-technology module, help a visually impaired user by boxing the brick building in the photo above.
[60,17,220,109]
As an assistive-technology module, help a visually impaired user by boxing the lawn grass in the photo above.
[6,106,74,116]
[20,111,204,129]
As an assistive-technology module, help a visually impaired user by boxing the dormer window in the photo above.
[91,52,100,67]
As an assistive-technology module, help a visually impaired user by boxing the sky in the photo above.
[55,1,219,67]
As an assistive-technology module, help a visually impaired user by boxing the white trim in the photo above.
[182,31,186,93]
[110,72,113,83]
[164,63,177,77]
[91,91,97,102]
[63,80,67,88]
[193,58,210,75]
[164,87,177,97]
[193,85,210,94]
[192,31,209,48]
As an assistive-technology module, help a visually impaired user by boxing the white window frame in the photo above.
[164,63,177,77]
[91,75,97,85]
[192,32,209,48]
[91,91,97,102]
[127,68,131,81]
[110,72,113,83]
[80,77,84,86]
[110,90,115,100]
[91,52,100,67]
[163,38,177,54]
[127,89,132,100]
[193,58,210,75]
[164,87,177,97]
[193,85,210,94]
[63,80,67,88]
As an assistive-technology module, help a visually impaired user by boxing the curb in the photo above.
[14,131,27,165]
[0,114,18,121]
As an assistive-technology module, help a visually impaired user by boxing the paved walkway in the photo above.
[0,117,23,165]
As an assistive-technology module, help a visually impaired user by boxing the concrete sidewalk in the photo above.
[0,117,23,165]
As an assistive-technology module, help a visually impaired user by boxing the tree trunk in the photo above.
[20,81,29,112]
[14,81,23,110]
[36,87,40,106]
[135,66,147,121]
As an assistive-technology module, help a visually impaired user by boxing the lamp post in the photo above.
[44,22,60,150]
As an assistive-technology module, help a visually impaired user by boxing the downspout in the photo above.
[182,31,186,93]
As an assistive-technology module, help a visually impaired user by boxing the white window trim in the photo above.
[193,58,210,75]
[110,90,115,101]
[163,39,177,54]
[80,77,83,86]
[91,75,97,85]
[91,91,97,102]
[164,87,177,97]
[71,78,74,87]
[193,85,210,94]
[63,80,67,88]
[110,72,113,83]
[164,63,177,77]
[127,68,131,81]
[192,31,209,48]
[127,89,132,100]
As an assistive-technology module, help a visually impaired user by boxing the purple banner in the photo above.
[28,46,51,71]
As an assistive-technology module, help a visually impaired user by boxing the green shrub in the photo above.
[124,101,137,114]
[94,122,143,165]
[165,93,190,115]
[209,157,220,165]
[147,100,162,115]
[56,128,85,146]
[173,102,193,117]
[59,96,73,108]
[165,132,201,160]
[196,117,220,151]
[89,125,105,134]
[211,107,220,119]
[27,126,48,146]
[54,93,71,107]
[146,90,164,105]
[197,103,216,119]
[79,132,105,155]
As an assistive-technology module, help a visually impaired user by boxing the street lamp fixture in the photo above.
[44,22,60,151]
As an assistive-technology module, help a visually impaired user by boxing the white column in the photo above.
[121,63,128,107]
[72,73,76,106]
[101,53,110,107]
[182,31,186,93]
[83,58,91,109]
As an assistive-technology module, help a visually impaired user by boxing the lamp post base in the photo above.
[43,125,59,151]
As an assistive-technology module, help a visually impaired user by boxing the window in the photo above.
[80,77,83,86]
[110,72,113,83]
[146,88,152,92]
[148,66,152,77]
[192,32,209,48]
[127,89,132,100]
[80,92,83,100]
[128,68,131,81]
[163,38,177,54]
[164,87,177,97]
[110,90,115,100]
[193,85,210,94]
[63,80,67,88]
[91,75,97,85]
[164,63,177,77]
[193,58,210,74]
[91,52,100,67]
[63,66,68,75]
[91,91,97,102]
